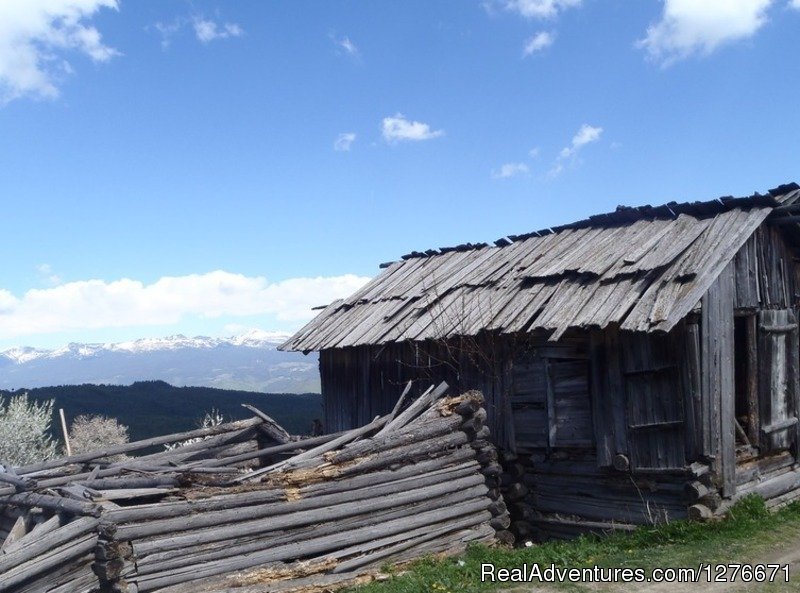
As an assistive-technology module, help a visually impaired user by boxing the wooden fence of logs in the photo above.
[0,383,510,593]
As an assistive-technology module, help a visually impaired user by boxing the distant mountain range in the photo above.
[0,330,319,393]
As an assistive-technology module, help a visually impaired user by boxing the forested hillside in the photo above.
[1,381,322,442]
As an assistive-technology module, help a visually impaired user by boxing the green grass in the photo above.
[351,496,800,593]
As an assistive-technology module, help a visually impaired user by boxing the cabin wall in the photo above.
[695,227,800,513]
[733,225,799,310]
[320,329,694,534]
[320,337,509,444]
[317,224,800,534]
[516,327,692,535]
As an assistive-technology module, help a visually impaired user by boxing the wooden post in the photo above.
[718,265,736,497]
[745,314,760,446]
[683,322,701,460]
[544,358,556,451]
[701,265,735,497]
[590,330,613,467]
[59,408,72,457]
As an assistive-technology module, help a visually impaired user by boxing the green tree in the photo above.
[0,394,57,467]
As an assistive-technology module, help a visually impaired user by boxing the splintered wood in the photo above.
[0,383,508,593]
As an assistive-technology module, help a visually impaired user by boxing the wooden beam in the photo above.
[761,416,799,434]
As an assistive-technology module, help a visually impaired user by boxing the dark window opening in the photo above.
[733,314,758,451]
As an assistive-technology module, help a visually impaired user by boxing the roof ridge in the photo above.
[387,183,791,266]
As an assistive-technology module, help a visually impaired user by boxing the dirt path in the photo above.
[500,529,800,593]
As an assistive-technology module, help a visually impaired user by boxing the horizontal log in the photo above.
[460,417,484,438]
[330,414,464,464]
[40,566,98,593]
[331,513,489,573]
[490,514,511,530]
[16,417,264,475]
[688,504,714,520]
[480,463,502,477]
[104,457,479,525]
[338,431,471,477]
[454,398,481,417]
[533,515,636,533]
[234,416,390,482]
[762,417,799,435]
[30,430,258,488]
[196,431,346,471]
[488,500,507,516]
[144,504,491,579]
[135,492,459,571]
[0,473,35,491]
[134,497,487,591]
[131,478,489,553]
[74,476,178,490]
[475,448,498,465]
[684,481,710,501]
[299,450,477,498]
[0,492,100,517]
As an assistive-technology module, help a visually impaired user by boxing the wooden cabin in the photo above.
[281,182,800,536]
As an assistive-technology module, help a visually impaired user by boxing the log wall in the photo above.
[321,329,696,534]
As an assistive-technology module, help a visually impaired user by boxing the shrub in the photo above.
[68,414,130,460]
[0,394,58,467]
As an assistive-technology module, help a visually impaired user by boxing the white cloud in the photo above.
[332,34,359,57]
[0,271,371,340]
[382,114,444,143]
[152,19,182,50]
[334,132,356,151]
[559,124,603,159]
[492,162,530,179]
[0,0,119,104]
[528,147,541,158]
[792,0,800,8]
[638,0,774,65]
[36,264,61,287]
[151,16,243,48]
[193,18,243,44]
[503,0,582,19]
[549,123,603,176]
[523,31,555,55]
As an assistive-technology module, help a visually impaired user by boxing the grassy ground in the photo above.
[350,496,800,593]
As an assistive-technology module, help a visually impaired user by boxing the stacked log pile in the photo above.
[0,383,509,593]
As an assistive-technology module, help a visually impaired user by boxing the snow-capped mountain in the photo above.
[0,330,319,393]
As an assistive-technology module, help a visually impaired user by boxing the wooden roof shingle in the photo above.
[282,185,800,351]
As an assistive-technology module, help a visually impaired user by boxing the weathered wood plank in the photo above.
[717,263,736,497]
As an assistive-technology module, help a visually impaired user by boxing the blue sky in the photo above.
[0,0,798,349]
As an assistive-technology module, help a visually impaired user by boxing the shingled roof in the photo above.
[282,183,800,352]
